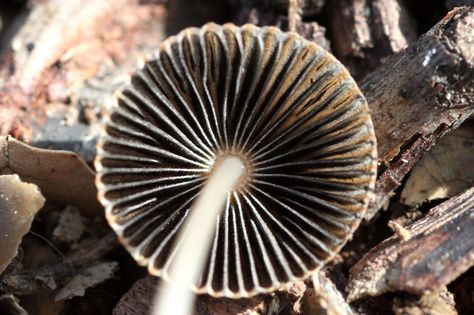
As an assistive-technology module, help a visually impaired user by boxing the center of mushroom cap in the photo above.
[209,153,252,192]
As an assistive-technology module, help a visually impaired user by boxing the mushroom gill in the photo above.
[95,22,377,298]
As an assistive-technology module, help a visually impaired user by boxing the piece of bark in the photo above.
[302,272,354,315]
[328,0,372,58]
[362,6,474,219]
[54,261,119,302]
[235,7,331,51]
[268,0,326,16]
[112,277,158,315]
[328,0,417,79]
[369,0,416,53]
[346,187,474,301]
[0,136,101,216]
[401,121,474,207]
[113,275,306,315]
[0,174,45,275]
[228,0,325,17]
[0,231,118,295]
[289,15,331,51]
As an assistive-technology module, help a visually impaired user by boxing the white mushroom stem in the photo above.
[288,0,298,33]
[152,157,245,315]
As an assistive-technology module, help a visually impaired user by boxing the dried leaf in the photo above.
[54,261,119,302]
[0,174,45,274]
[0,136,101,216]
[401,122,474,206]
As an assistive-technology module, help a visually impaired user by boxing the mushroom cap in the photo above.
[95,23,377,298]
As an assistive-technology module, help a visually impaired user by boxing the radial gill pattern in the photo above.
[95,23,377,298]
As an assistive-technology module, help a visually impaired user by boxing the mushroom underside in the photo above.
[95,23,377,298]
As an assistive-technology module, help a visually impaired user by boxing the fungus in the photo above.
[95,22,377,307]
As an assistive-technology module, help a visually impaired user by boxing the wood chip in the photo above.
[55,261,119,302]
[362,6,474,219]
[347,187,474,301]
[235,6,331,51]
[387,220,412,241]
[303,272,354,315]
[328,0,417,79]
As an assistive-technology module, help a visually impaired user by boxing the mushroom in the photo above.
[95,22,377,304]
